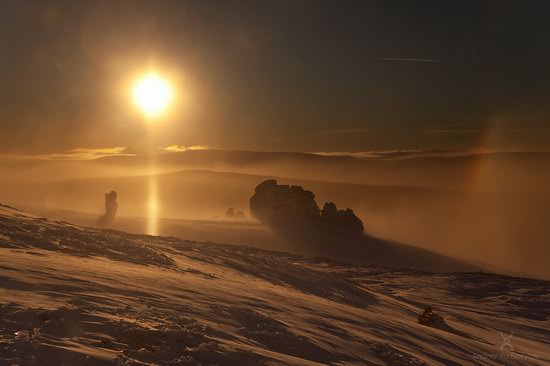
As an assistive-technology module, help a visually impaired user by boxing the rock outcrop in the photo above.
[226,208,245,219]
[321,202,364,234]
[250,180,363,234]
[98,191,118,226]
[250,179,320,220]
[417,306,446,328]
[105,191,118,220]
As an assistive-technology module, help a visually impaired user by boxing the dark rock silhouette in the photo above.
[418,305,450,333]
[250,180,363,234]
[321,202,364,234]
[98,191,118,227]
[249,180,480,272]
[250,180,321,221]
[226,207,235,218]
[417,306,446,327]
[226,208,245,219]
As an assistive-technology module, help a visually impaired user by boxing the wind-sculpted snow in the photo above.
[0,206,174,267]
[165,243,378,309]
[0,205,548,365]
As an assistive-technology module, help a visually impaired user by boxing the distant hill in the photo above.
[90,149,550,193]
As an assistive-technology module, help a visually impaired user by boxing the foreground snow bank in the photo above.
[0,204,547,365]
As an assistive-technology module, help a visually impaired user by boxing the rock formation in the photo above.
[250,180,320,220]
[417,306,446,328]
[321,202,364,234]
[98,191,118,226]
[104,191,118,221]
[250,180,363,234]
[226,208,245,219]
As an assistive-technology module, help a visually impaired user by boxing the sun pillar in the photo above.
[147,154,159,235]
[131,72,173,236]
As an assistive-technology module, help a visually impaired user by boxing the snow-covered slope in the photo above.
[0,204,548,365]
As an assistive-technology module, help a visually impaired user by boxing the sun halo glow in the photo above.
[133,73,172,118]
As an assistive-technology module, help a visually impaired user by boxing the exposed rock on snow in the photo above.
[98,190,118,227]
[225,207,245,219]
[418,305,446,327]
[249,181,481,272]
[250,179,321,220]
[250,179,364,234]
[321,202,364,234]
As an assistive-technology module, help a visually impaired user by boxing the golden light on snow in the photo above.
[132,73,172,118]
[147,174,159,236]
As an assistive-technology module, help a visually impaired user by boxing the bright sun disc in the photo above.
[133,73,172,117]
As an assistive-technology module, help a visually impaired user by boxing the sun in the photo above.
[133,73,172,117]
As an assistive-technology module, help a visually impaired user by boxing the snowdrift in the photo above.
[0,204,547,365]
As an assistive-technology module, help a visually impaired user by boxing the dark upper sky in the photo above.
[1,0,549,154]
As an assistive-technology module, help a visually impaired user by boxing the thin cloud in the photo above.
[163,144,210,153]
[0,147,135,161]
[312,149,466,159]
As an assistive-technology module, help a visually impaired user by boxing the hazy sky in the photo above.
[1,0,549,154]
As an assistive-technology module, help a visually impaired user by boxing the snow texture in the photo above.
[0,204,548,365]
